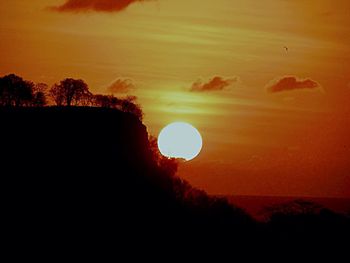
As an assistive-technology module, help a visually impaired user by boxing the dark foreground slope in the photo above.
[1,107,255,253]
[1,107,349,258]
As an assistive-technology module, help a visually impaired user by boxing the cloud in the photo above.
[50,0,149,13]
[266,76,320,93]
[108,78,135,93]
[190,76,238,92]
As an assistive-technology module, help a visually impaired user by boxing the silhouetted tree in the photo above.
[120,95,143,120]
[0,74,34,107]
[92,94,143,119]
[49,78,90,106]
[32,83,48,107]
[93,94,120,108]
[109,95,121,108]
[93,94,108,107]
[49,84,64,106]
[32,92,47,107]
[33,83,48,94]
[79,90,93,106]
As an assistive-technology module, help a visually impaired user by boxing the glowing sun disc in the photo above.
[158,122,203,161]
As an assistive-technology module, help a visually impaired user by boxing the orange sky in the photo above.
[1,0,350,197]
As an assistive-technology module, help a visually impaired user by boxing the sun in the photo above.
[157,122,203,161]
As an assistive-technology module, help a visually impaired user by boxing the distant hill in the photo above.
[227,195,350,221]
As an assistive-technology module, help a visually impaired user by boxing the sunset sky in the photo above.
[1,0,349,197]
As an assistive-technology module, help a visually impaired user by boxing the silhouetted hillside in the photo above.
[1,107,256,253]
[1,107,349,258]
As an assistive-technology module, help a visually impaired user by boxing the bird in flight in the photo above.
[284,46,289,52]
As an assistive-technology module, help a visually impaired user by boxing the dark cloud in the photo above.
[50,0,149,13]
[108,78,135,93]
[190,76,238,92]
[266,76,320,93]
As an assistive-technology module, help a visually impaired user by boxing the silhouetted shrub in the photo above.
[93,94,120,108]
[92,94,143,120]
[120,95,143,120]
